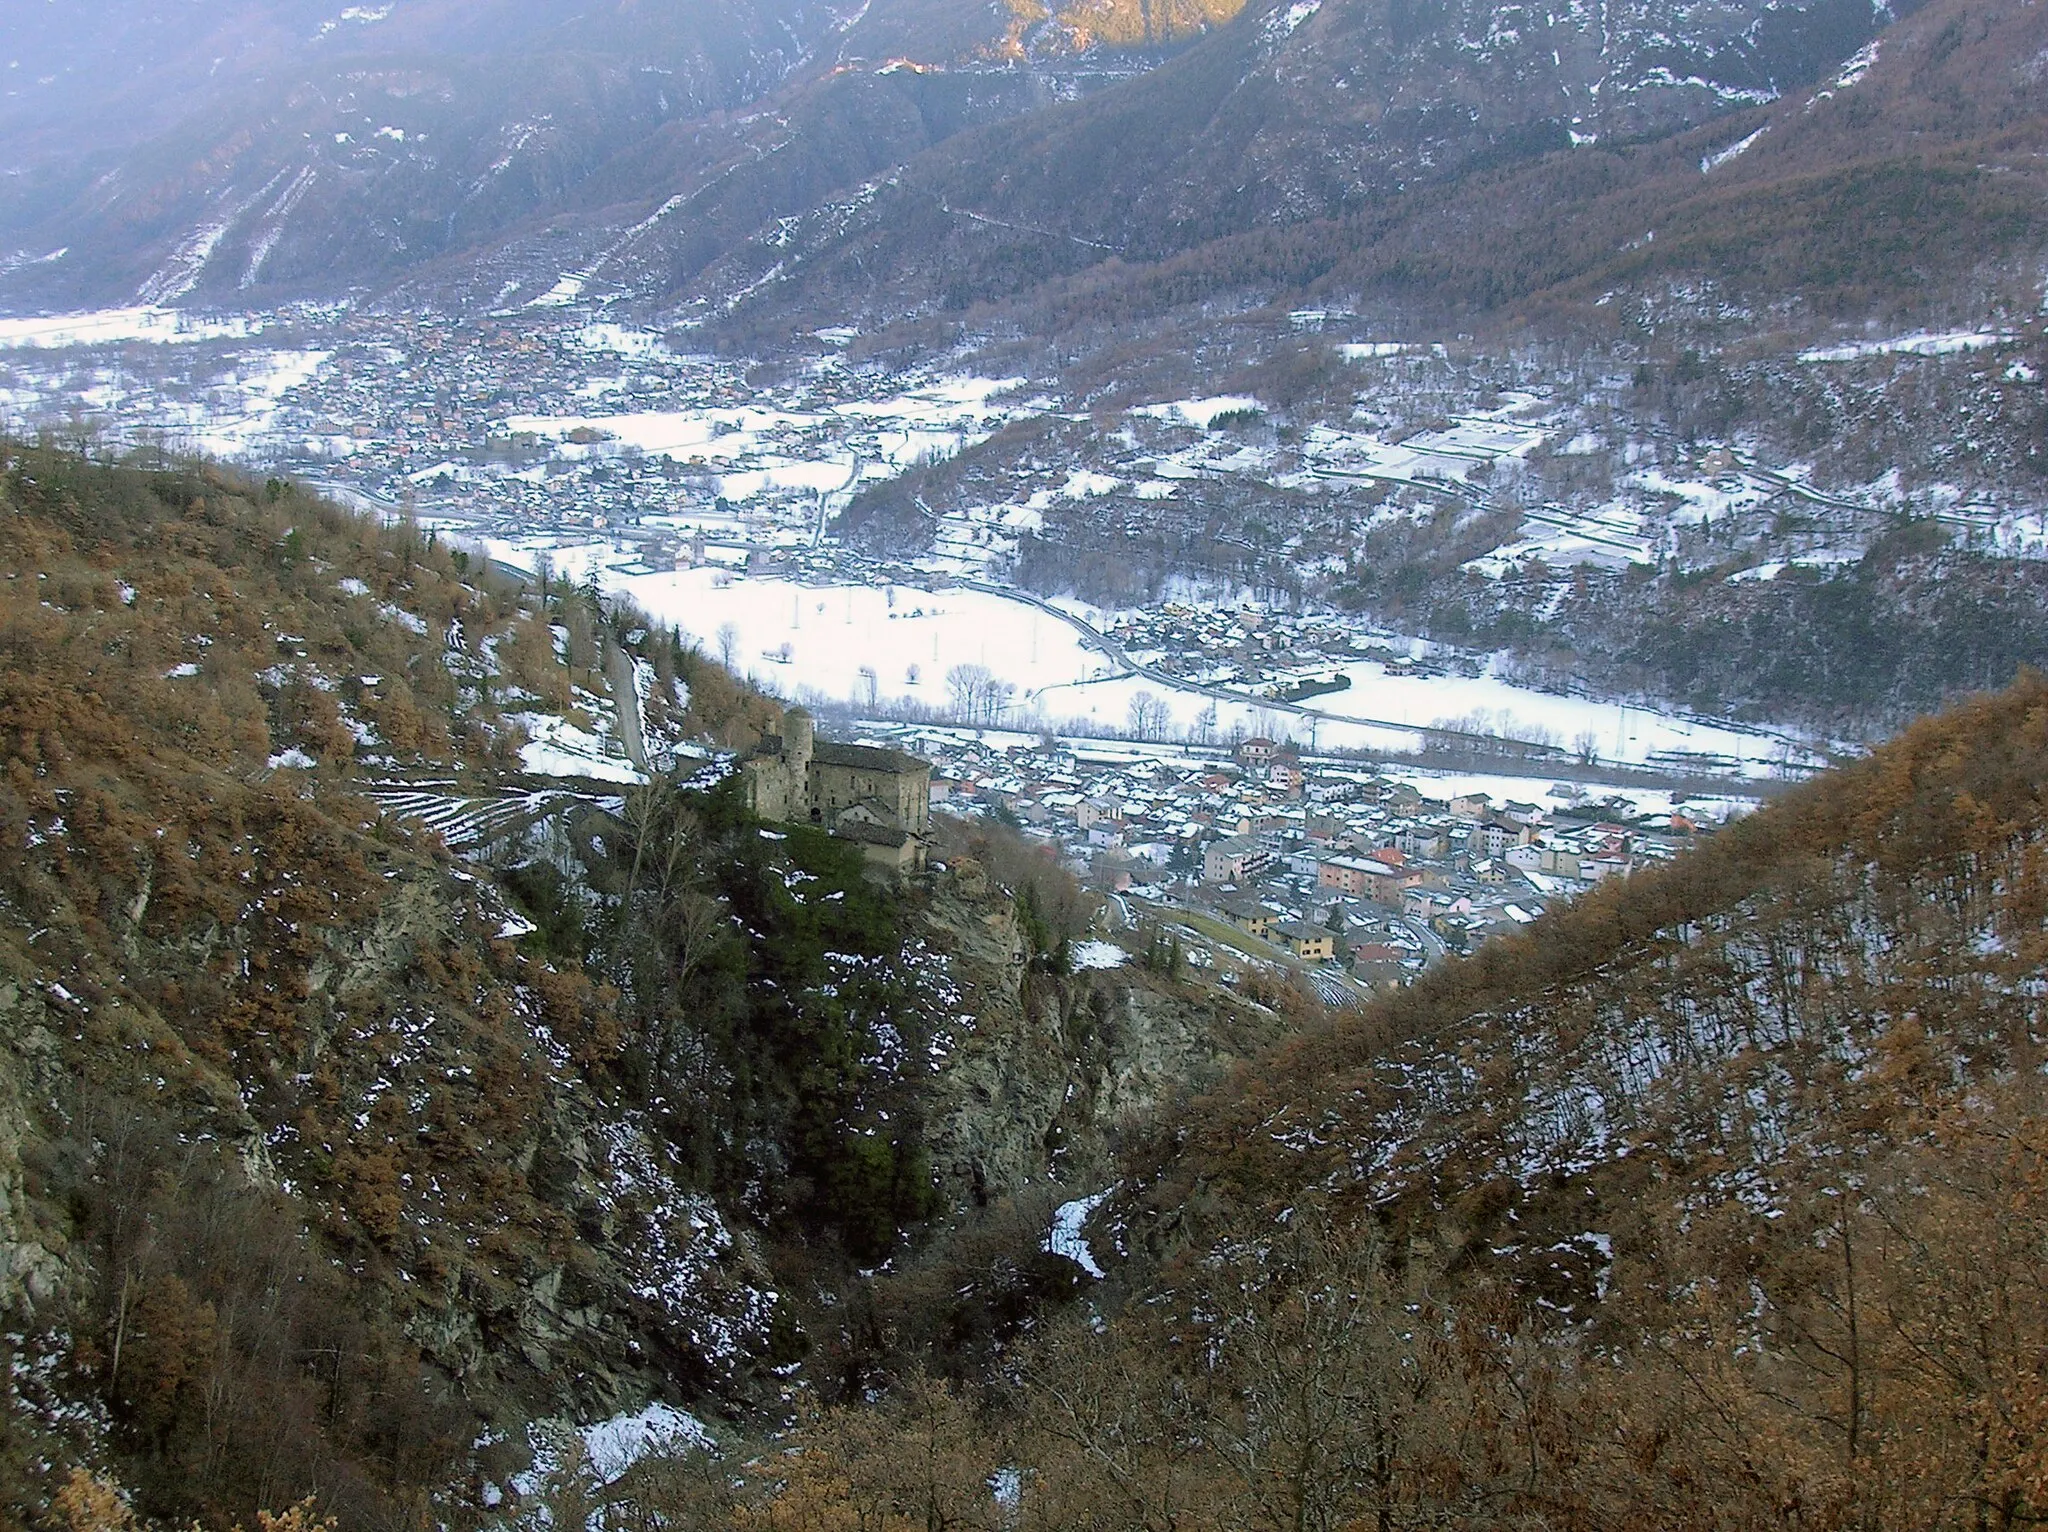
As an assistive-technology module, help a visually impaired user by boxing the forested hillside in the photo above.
[0,440,768,1525]
[487,676,2048,1529]
[6,468,2048,1530]
[0,445,1288,1531]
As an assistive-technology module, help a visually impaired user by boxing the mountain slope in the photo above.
[0,442,780,1523]
[0,0,1943,327]
[701,0,2039,348]
[629,679,2048,1531]
[1065,673,2048,1527]
[0,0,1246,314]
[0,0,857,309]
[0,443,1283,1529]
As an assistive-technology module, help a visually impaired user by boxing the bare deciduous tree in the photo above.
[946,664,1015,724]
[1200,1212,1453,1532]
[1127,691,1170,742]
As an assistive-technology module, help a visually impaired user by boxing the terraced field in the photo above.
[362,779,625,850]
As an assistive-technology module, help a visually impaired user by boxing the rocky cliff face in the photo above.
[0,845,772,1413]
[0,802,1272,1516]
[0,979,70,1319]
[916,883,1286,1206]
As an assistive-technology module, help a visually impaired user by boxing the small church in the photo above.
[741,708,933,877]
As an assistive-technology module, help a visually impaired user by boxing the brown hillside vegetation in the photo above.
[619,676,2048,1531]
[0,446,1299,1532]
[9,442,2048,1527]
[0,442,782,1529]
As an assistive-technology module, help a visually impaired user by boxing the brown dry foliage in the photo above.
[698,676,2048,1532]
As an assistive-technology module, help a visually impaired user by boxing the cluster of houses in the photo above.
[1099,602,1434,699]
[879,725,1716,991]
[264,310,875,548]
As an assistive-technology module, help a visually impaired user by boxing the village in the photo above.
[852,719,1722,1005]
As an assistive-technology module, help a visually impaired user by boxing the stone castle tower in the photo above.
[784,706,815,777]
[741,706,814,823]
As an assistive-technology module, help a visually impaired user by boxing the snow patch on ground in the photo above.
[1071,940,1128,970]
[1799,330,2013,363]
[1058,470,1120,499]
[573,324,673,359]
[608,568,1114,711]
[528,272,591,309]
[580,1402,711,1479]
[512,713,646,784]
[0,308,263,349]
[1045,1189,1114,1277]
[1830,40,1878,90]
[1135,395,1262,430]
[1701,125,1767,173]
[505,1402,715,1504]
[500,376,1030,501]
[1263,0,1320,40]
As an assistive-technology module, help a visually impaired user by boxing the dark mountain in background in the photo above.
[0,0,1971,335]
[0,0,856,307]
[0,0,1225,313]
[695,0,2045,352]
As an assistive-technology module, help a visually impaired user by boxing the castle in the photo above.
[740,708,932,877]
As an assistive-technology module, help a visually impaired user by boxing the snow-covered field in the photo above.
[0,332,330,459]
[1798,329,2016,364]
[605,566,1117,707]
[1134,394,1262,429]
[1022,669,1797,773]
[181,350,333,458]
[478,536,1808,774]
[1360,768,1757,823]
[1027,671,1429,754]
[1311,658,1778,766]
[1295,394,1553,491]
[1464,501,1659,575]
[0,306,266,349]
